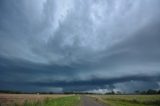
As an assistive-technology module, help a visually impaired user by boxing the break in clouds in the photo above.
[0,0,160,93]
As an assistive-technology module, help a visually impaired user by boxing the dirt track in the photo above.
[81,96,105,106]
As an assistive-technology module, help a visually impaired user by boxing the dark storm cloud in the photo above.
[0,0,160,92]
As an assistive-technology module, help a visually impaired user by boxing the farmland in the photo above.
[92,95,160,106]
[0,94,80,106]
[0,94,160,106]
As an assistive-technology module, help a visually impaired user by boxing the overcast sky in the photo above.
[0,0,160,93]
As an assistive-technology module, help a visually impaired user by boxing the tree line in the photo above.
[134,89,160,95]
[0,89,160,94]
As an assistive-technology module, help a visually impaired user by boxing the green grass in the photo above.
[22,96,80,106]
[99,95,160,106]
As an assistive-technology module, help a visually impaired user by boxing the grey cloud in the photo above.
[0,0,160,92]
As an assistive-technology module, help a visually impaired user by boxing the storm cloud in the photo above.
[0,0,160,93]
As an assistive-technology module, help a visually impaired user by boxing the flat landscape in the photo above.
[0,0,160,106]
[91,95,160,106]
[1,0,160,106]
[0,94,76,106]
[0,94,160,106]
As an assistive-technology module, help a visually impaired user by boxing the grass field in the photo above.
[93,95,160,106]
[0,94,80,106]
[1,94,160,106]
[23,96,80,106]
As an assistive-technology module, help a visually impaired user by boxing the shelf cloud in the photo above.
[0,0,160,92]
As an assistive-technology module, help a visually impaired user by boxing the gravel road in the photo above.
[81,96,105,106]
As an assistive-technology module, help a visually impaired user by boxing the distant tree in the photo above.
[111,91,115,94]
[146,89,157,94]
[141,91,146,94]
[135,90,140,94]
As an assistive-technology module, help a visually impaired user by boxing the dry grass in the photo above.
[90,95,160,106]
[0,94,68,106]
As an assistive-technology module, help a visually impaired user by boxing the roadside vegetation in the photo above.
[97,95,160,106]
[22,96,80,106]
[0,94,80,106]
